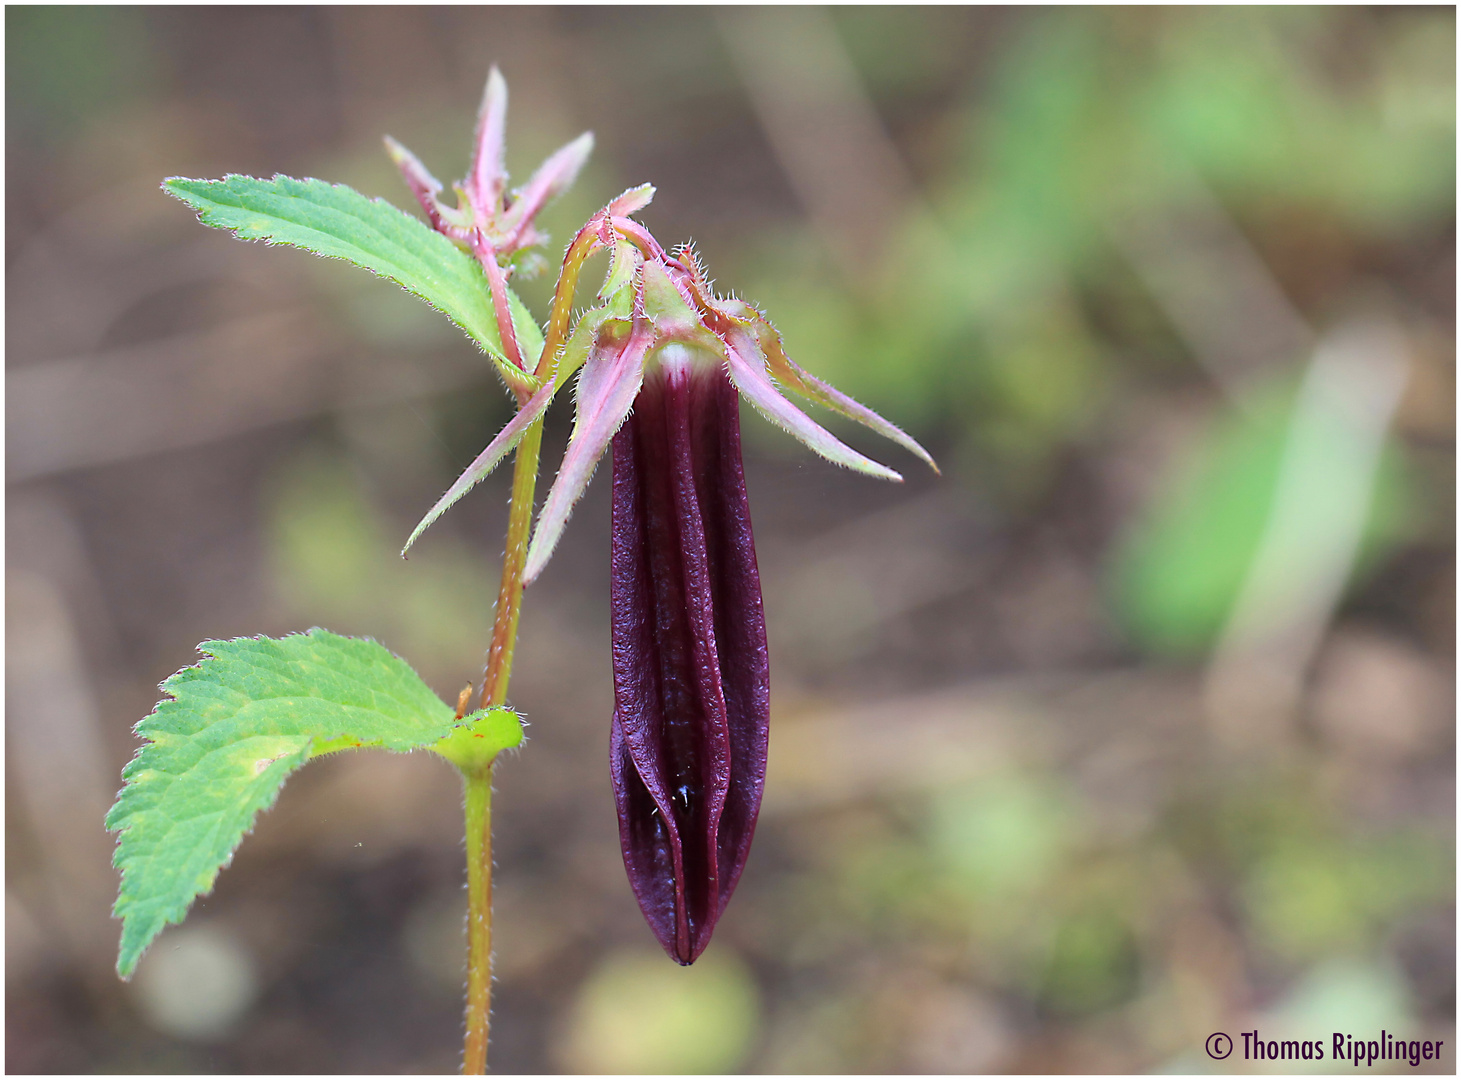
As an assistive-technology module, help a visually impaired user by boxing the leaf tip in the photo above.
[159,176,205,204]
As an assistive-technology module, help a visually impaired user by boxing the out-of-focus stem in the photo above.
[462,767,494,1074]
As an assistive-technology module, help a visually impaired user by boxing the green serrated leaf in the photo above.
[161,174,545,372]
[105,628,523,978]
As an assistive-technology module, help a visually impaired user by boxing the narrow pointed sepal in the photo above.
[723,301,939,475]
[551,305,616,393]
[502,132,595,244]
[384,135,443,200]
[600,232,643,304]
[719,325,904,482]
[523,316,657,584]
[609,362,768,964]
[608,183,656,217]
[641,259,710,341]
[384,135,467,235]
[401,375,555,557]
[469,66,509,218]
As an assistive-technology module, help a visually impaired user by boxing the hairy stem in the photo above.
[538,217,608,384]
[480,420,543,710]
[474,234,527,377]
[458,414,543,1073]
[462,767,494,1074]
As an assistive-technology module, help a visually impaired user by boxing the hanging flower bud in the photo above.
[525,234,935,963]
[606,325,772,965]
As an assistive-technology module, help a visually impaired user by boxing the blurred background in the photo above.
[6,6,1454,1073]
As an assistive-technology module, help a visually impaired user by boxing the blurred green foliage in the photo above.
[1039,907,1142,1017]
[1211,782,1453,964]
[928,775,1072,899]
[560,948,761,1073]
[1266,957,1413,1053]
[7,6,160,144]
[1111,376,1417,655]
[740,7,1451,663]
[776,762,1450,1037]
[750,7,1452,465]
[267,448,493,680]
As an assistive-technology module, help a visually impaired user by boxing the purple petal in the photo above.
[401,375,556,557]
[609,361,769,964]
[522,317,656,584]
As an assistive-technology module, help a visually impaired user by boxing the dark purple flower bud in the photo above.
[608,356,769,964]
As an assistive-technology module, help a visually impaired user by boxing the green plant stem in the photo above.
[458,420,543,1073]
[480,419,543,711]
[462,766,494,1075]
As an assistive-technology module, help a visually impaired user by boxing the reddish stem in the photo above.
[473,232,528,384]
